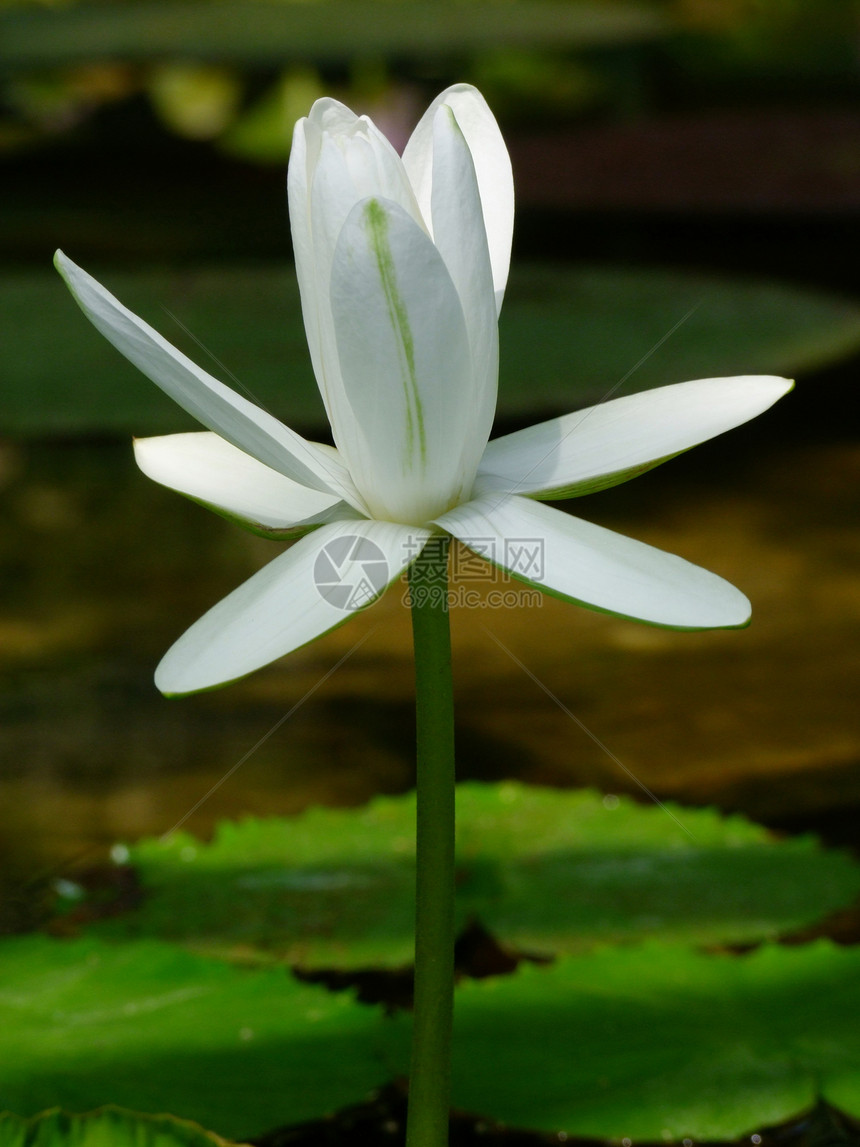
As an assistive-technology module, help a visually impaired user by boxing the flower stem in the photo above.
[406,536,455,1147]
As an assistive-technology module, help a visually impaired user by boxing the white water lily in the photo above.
[55,84,791,696]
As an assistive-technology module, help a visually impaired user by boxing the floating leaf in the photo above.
[3,264,860,436]
[0,936,386,1141]
[90,785,860,968]
[0,1106,245,1147]
[409,942,860,1139]
[6,936,860,1142]
[499,264,860,409]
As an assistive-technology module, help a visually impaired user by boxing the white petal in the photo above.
[288,103,424,480]
[329,197,475,524]
[426,105,498,471]
[436,494,751,629]
[477,375,794,500]
[156,519,431,695]
[287,116,329,415]
[134,433,358,537]
[311,98,424,226]
[402,84,514,312]
[54,251,361,508]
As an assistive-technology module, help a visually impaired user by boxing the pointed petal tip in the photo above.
[154,662,238,698]
[705,589,751,632]
[738,373,795,411]
[156,683,187,700]
[760,374,795,399]
[154,636,270,697]
[54,249,73,278]
[154,658,184,698]
[54,249,83,282]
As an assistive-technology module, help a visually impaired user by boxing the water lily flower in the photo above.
[55,84,791,696]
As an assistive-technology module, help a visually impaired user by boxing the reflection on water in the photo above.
[1,432,859,928]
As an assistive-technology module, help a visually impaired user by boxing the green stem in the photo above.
[406,536,455,1147]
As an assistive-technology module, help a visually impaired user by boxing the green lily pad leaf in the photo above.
[0,935,386,1141]
[402,941,860,1139]
[0,2,669,70]
[499,263,860,411]
[92,784,860,968]
[0,1106,244,1147]
[3,263,860,438]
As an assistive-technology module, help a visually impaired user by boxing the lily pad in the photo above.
[392,941,860,1140]
[0,935,385,1141]
[499,264,860,409]
[0,1107,244,1147]
[3,263,860,437]
[5,934,860,1142]
[91,784,860,967]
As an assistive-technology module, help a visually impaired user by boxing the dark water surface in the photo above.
[1,423,858,929]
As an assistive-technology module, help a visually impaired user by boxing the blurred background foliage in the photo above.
[3,0,860,424]
[0,0,857,163]
[1,0,858,238]
[2,0,860,933]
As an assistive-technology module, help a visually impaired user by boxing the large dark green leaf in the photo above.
[0,1107,244,1147]
[500,264,860,408]
[90,785,860,968]
[428,942,860,1138]
[3,264,859,437]
[0,936,386,1141]
[0,2,669,69]
[7,935,860,1142]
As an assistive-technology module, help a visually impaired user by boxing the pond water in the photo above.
[1,422,858,931]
